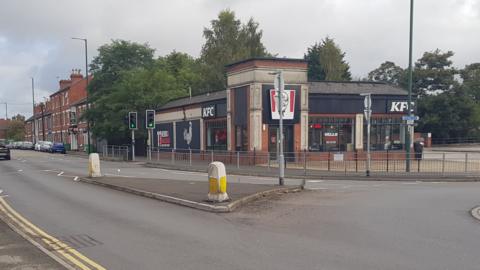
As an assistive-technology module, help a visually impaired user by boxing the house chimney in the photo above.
[59,79,71,90]
[70,68,84,83]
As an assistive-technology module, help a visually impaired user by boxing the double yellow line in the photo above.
[0,197,106,270]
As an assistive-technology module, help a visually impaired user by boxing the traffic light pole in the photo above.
[131,130,135,162]
[147,129,152,161]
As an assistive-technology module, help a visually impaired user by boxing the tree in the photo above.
[157,51,204,95]
[86,40,156,142]
[367,61,404,85]
[200,10,270,91]
[417,92,480,141]
[88,40,155,97]
[6,115,25,141]
[408,49,457,96]
[460,63,480,101]
[305,37,351,81]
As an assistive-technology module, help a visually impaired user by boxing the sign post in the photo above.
[361,93,372,177]
[273,71,285,186]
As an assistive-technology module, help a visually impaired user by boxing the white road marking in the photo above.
[17,169,23,172]
[308,180,325,183]
[57,171,64,176]
[21,160,26,163]
[401,182,418,185]
[73,176,79,181]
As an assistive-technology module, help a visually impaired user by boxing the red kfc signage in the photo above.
[270,89,295,120]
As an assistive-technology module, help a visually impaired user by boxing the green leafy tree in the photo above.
[367,61,404,85]
[460,63,480,101]
[405,49,457,96]
[6,114,25,141]
[305,37,351,81]
[88,40,155,97]
[417,92,480,141]
[157,51,204,95]
[200,10,270,91]
[305,43,326,81]
[88,67,183,143]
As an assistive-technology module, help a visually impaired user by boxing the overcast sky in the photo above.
[1,0,479,118]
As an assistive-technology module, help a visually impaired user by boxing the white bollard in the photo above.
[88,153,102,178]
[207,162,229,202]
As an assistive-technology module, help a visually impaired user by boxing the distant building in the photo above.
[0,119,10,140]
[25,69,91,151]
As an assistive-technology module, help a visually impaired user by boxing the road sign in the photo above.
[402,115,419,121]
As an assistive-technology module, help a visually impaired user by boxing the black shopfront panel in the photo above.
[175,120,200,150]
[309,94,411,114]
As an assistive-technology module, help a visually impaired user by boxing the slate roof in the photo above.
[309,81,408,96]
[158,90,227,111]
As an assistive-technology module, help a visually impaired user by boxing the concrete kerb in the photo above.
[79,177,301,213]
[471,206,480,222]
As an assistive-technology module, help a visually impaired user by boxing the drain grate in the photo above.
[53,234,103,250]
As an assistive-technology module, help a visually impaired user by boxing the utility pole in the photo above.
[405,0,414,172]
[31,77,36,144]
[72,37,92,153]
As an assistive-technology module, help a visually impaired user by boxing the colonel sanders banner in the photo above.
[270,89,295,120]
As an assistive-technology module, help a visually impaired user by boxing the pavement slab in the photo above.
[0,219,65,270]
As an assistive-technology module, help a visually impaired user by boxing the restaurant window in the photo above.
[365,117,404,150]
[308,117,354,152]
[206,120,227,151]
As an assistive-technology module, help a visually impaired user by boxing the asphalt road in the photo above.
[1,150,480,270]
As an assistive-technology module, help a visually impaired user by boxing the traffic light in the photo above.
[146,110,155,129]
[128,112,137,130]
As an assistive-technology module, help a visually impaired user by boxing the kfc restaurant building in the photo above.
[154,58,414,156]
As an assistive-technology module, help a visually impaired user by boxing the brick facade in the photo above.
[25,69,91,151]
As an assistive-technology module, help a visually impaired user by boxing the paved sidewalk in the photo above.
[81,176,299,212]
[0,219,64,270]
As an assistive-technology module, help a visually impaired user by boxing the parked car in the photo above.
[40,141,53,152]
[21,141,34,150]
[0,141,11,160]
[35,141,45,151]
[50,142,66,154]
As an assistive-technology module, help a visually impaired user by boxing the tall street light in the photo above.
[31,77,36,144]
[72,37,92,154]
[406,0,414,172]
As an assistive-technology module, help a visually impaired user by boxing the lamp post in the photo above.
[31,77,36,144]
[406,0,414,172]
[72,37,92,153]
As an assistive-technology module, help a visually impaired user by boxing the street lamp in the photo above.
[406,0,414,172]
[72,37,92,154]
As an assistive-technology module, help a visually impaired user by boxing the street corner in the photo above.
[471,206,480,222]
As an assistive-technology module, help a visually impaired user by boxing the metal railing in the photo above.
[102,145,129,161]
[145,148,480,176]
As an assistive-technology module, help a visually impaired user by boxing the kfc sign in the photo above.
[270,89,295,120]
[202,104,216,118]
[388,101,415,113]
